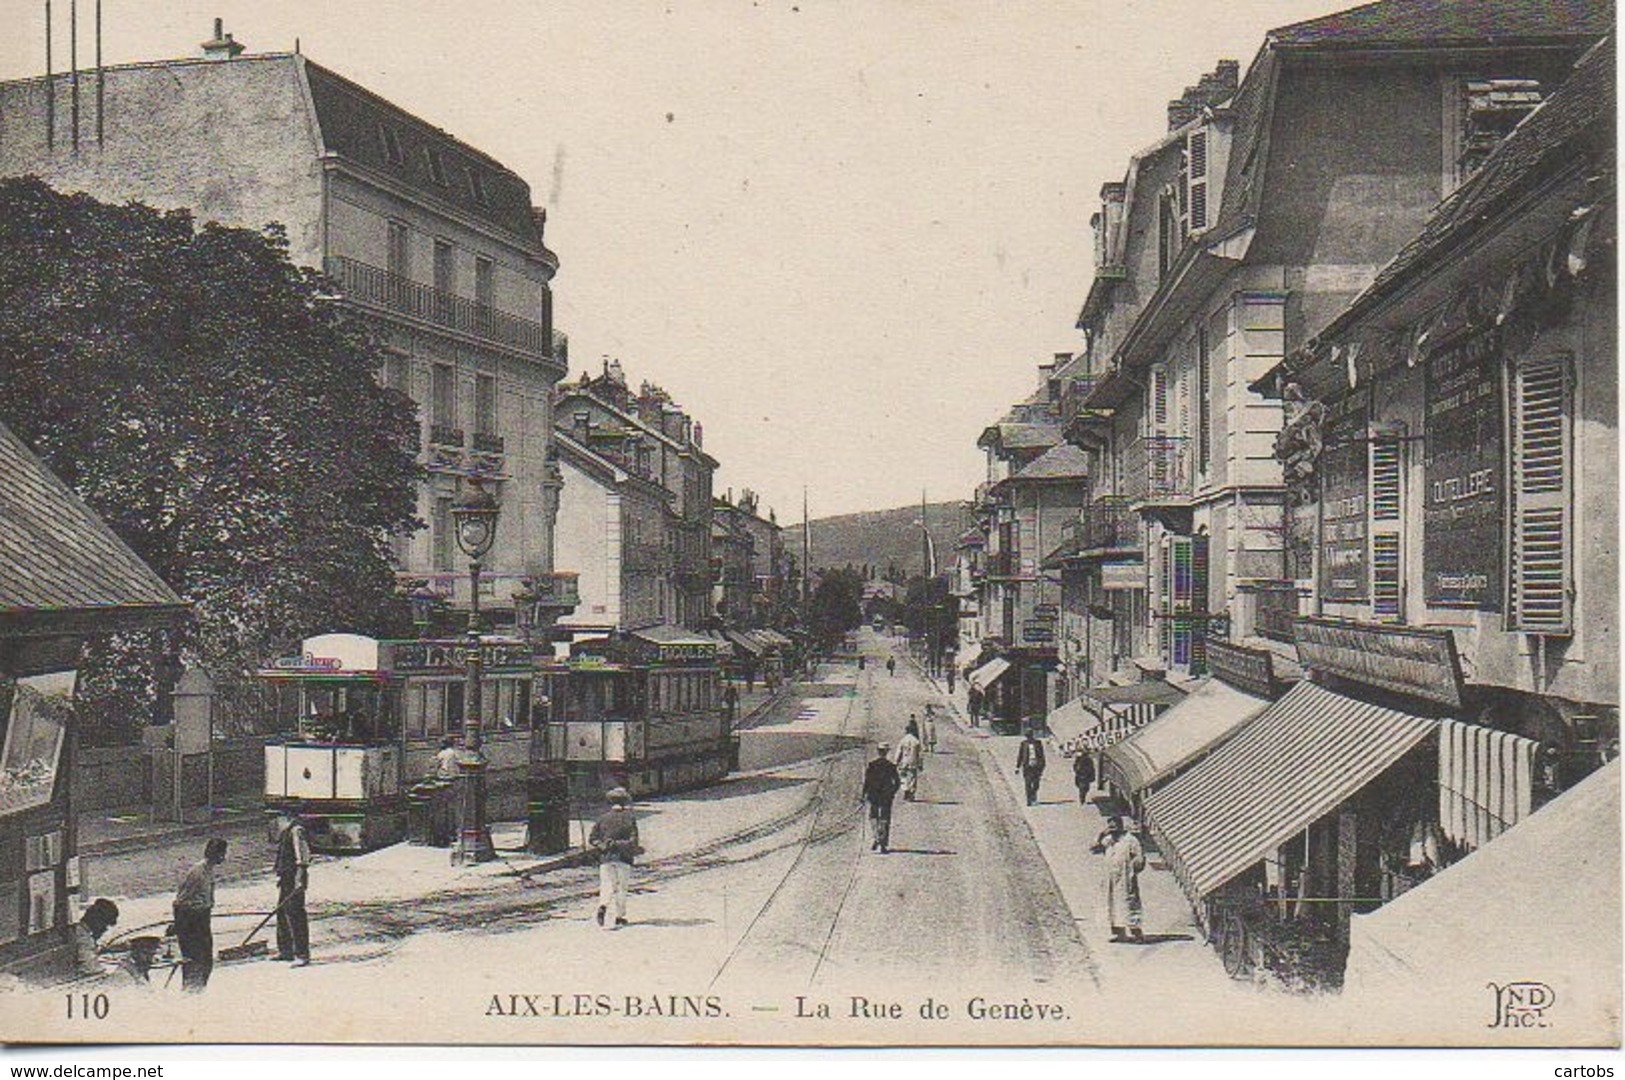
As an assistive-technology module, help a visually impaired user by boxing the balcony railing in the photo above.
[428,424,465,448]
[1253,583,1301,644]
[1083,495,1139,551]
[1122,435,1193,502]
[324,256,551,357]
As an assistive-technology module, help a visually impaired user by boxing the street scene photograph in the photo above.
[0,0,1618,1054]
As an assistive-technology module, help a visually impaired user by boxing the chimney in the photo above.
[1167,59,1239,131]
[201,18,246,61]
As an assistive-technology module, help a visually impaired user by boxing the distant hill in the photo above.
[790,501,971,578]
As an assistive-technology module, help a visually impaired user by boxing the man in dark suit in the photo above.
[1016,731,1046,806]
[860,743,902,853]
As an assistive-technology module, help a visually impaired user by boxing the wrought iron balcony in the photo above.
[1083,495,1139,551]
[428,424,465,448]
[1253,582,1301,644]
[324,256,551,357]
[1122,435,1193,502]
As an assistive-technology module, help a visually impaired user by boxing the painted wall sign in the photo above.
[1318,395,1369,602]
[1294,616,1464,710]
[1424,328,1504,609]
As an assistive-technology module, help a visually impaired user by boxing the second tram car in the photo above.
[538,625,734,798]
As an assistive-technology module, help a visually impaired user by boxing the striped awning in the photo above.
[967,657,1010,692]
[1144,680,1437,899]
[1102,676,1271,796]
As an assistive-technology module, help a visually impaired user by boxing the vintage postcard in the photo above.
[0,0,1617,1051]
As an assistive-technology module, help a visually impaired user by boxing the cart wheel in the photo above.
[1221,913,1251,979]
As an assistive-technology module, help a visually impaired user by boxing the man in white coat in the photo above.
[895,720,925,801]
[1097,815,1146,943]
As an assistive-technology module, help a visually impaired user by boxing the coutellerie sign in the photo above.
[1294,617,1464,710]
[1424,328,1504,610]
[1318,394,1370,603]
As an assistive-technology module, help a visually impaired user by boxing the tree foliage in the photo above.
[0,178,422,743]
[806,566,865,650]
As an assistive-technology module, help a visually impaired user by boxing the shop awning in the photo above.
[726,630,769,656]
[1042,696,1093,745]
[1143,680,1437,899]
[705,631,736,658]
[967,657,1010,692]
[1344,760,1620,1030]
[1102,676,1271,796]
[1057,680,1189,753]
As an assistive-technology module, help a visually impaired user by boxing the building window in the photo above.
[433,240,454,294]
[475,373,498,437]
[433,496,454,572]
[1445,77,1543,193]
[475,256,494,309]
[426,147,448,186]
[387,220,411,280]
[1158,187,1181,278]
[431,363,456,428]
[468,167,488,206]
[1184,128,1210,233]
[1508,352,1573,634]
[379,125,405,166]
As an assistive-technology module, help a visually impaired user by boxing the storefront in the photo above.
[0,423,187,980]
[1142,619,1466,989]
[1102,639,1284,813]
[1045,677,1186,760]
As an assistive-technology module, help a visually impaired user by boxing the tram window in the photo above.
[405,685,427,739]
[446,682,465,732]
[424,684,445,736]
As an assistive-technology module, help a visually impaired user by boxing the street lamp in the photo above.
[450,478,500,865]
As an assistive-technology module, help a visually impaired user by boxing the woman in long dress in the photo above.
[895,720,925,801]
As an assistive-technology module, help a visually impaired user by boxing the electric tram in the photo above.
[257,625,733,852]
[540,625,733,797]
[257,632,557,852]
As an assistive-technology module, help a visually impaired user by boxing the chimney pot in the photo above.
[202,18,246,60]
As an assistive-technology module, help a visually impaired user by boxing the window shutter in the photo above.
[1369,435,1403,621]
[1151,367,1169,431]
[1185,129,1210,232]
[1509,355,1573,633]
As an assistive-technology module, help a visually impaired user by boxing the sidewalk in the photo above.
[913,660,1239,999]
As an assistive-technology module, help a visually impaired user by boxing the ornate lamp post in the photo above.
[450,478,500,865]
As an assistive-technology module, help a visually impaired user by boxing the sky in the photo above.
[0,0,1346,522]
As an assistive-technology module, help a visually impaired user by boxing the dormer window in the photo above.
[1446,77,1543,193]
[379,125,405,166]
[426,147,448,186]
[467,166,488,206]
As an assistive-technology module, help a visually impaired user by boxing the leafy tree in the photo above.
[806,566,864,651]
[0,178,422,744]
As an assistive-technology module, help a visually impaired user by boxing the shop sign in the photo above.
[1318,395,1369,602]
[1033,603,1060,620]
[1294,617,1464,710]
[1424,328,1504,609]
[1101,562,1141,591]
[1022,621,1057,644]
[1204,639,1277,699]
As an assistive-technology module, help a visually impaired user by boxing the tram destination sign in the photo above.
[1293,617,1464,710]
[388,640,538,674]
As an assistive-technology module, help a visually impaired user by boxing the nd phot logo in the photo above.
[1487,981,1555,1029]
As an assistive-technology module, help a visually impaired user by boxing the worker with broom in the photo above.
[273,813,313,967]
[172,837,228,992]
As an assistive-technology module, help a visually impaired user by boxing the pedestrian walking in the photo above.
[434,735,461,778]
[173,837,227,991]
[1072,750,1096,805]
[860,742,902,853]
[858,655,866,670]
[722,681,740,725]
[946,664,956,694]
[895,720,924,801]
[886,657,896,677]
[273,814,312,967]
[921,705,938,752]
[589,787,641,929]
[967,685,984,728]
[1094,815,1146,942]
[72,898,120,978]
[1015,730,1046,806]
